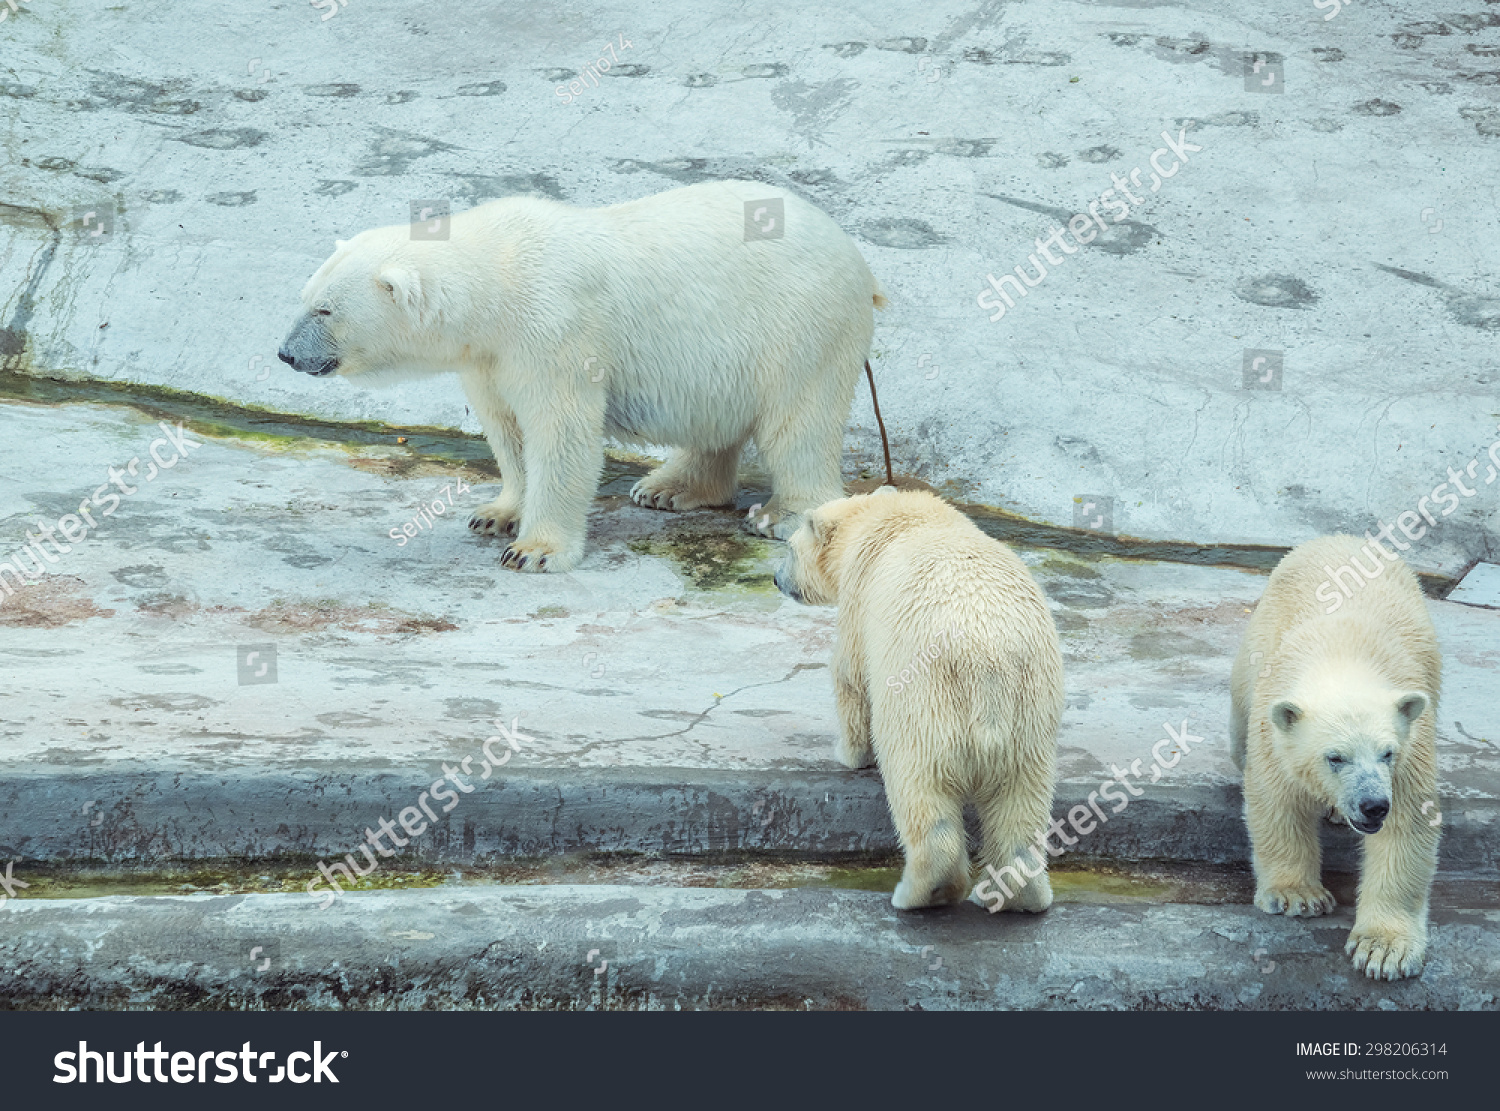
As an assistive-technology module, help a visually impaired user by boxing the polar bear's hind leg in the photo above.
[744,375,855,537]
[630,443,744,512]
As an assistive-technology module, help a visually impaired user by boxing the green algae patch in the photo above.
[8,863,450,900]
[819,866,900,893]
[1035,553,1104,579]
[629,524,777,594]
[1048,869,1174,904]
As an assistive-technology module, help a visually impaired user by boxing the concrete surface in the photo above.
[1,1,1498,565]
[1,400,1495,874]
[2,886,1496,1010]
[1451,561,1500,608]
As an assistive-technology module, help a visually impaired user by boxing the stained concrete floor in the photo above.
[0,398,1494,879]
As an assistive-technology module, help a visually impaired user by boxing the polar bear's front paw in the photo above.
[500,536,579,574]
[1346,926,1426,980]
[468,499,520,538]
[1255,883,1336,917]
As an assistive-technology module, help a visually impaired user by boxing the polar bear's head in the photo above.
[279,226,458,384]
[1269,678,1429,835]
[774,486,903,606]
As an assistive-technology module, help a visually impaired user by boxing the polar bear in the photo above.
[774,488,1064,912]
[1230,535,1442,980]
[278,181,885,573]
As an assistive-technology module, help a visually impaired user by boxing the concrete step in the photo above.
[2,885,1496,1010]
[3,765,1497,880]
[3,403,1495,877]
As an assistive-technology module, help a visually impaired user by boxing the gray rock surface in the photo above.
[3,887,1496,1010]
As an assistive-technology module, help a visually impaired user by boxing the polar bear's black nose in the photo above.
[1359,799,1390,824]
[278,348,296,366]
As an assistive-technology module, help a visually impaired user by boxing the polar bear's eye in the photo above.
[1380,750,1395,763]
[1326,754,1345,768]
[314,308,332,317]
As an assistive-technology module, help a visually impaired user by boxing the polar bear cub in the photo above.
[1230,535,1442,980]
[279,180,884,573]
[775,488,1064,912]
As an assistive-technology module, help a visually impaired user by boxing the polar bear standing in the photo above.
[1230,535,1442,980]
[775,488,1064,912]
[279,181,884,573]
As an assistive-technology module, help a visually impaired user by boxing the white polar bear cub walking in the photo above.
[279,181,885,573]
[1231,535,1442,980]
[775,488,1064,912]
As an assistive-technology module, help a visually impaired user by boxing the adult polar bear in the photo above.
[279,181,886,573]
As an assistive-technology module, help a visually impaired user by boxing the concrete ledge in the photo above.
[2,887,1496,1010]
[2,768,1495,878]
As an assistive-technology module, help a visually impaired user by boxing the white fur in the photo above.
[778,490,1064,913]
[1230,535,1442,980]
[294,181,884,572]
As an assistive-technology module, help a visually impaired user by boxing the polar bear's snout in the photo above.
[1344,770,1393,834]
[278,312,341,377]
[773,560,802,603]
[1353,796,1391,834]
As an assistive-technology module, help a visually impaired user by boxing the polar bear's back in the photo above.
[599,179,879,349]
[454,181,880,449]
[1258,536,1433,649]
[845,492,1063,788]
[848,493,1064,713]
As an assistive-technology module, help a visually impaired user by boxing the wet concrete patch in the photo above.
[246,598,459,635]
[858,218,950,249]
[175,128,267,149]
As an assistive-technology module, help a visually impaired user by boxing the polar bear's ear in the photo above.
[1395,692,1428,726]
[1270,700,1302,732]
[377,266,424,318]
